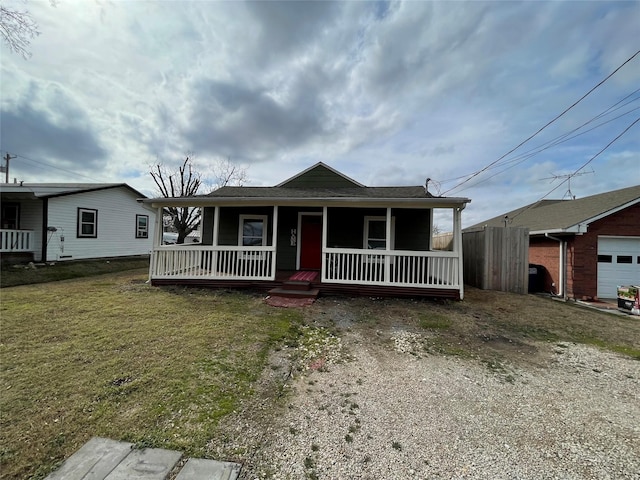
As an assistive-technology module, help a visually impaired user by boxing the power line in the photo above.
[442,49,640,195]
[437,88,640,186]
[509,116,639,222]
[1,151,104,182]
[450,105,640,194]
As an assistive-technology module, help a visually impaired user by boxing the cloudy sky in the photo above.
[1,0,639,227]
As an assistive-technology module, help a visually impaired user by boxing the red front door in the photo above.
[300,215,322,270]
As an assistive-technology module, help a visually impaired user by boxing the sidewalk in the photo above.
[44,437,241,480]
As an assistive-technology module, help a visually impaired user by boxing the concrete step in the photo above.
[44,437,241,480]
[175,458,241,480]
[268,287,320,299]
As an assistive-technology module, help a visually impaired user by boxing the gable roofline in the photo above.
[276,162,365,188]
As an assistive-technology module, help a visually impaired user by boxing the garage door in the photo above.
[597,237,640,298]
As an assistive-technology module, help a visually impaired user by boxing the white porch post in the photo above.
[271,206,278,279]
[212,206,220,275]
[149,206,163,281]
[385,207,392,284]
[212,206,220,247]
[321,206,328,282]
[454,206,465,300]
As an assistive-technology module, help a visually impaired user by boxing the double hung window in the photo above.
[77,208,98,238]
[136,214,149,238]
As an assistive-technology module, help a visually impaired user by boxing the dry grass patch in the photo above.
[306,288,640,364]
[0,271,302,480]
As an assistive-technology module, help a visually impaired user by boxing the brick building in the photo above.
[467,185,640,300]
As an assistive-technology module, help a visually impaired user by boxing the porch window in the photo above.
[239,215,268,246]
[77,208,98,238]
[136,214,149,238]
[364,216,394,250]
[1,203,19,229]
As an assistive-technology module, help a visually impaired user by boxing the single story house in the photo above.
[143,162,471,299]
[467,185,640,300]
[0,183,156,263]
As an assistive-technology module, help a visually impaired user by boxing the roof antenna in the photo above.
[539,169,594,200]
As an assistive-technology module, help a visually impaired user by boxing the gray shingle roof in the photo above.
[204,186,434,199]
[467,185,640,232]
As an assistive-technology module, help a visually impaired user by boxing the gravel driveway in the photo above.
[212,297,640,480]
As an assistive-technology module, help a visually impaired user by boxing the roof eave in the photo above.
[143,196,471,209]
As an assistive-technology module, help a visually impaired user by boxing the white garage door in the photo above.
[597,237,640,298]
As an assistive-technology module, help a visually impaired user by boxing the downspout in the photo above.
[545,233,566,299]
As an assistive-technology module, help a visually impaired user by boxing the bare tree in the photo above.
[1,2,42,59]
[211,157,247,189]
[150,156,202,244]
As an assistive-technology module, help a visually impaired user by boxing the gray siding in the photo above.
[281,164,360,188]
[394,208,431,251]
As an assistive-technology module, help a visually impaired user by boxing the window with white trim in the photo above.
[136,214,149,238]
[239,215,268,246]
[364,216,394,250]
[77,208,98,238]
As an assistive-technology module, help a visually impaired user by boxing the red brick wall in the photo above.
[569,203,640,300]
[529,237,560,294]
[529,203,640,299]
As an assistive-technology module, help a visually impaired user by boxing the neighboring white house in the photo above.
[0,183,156,262]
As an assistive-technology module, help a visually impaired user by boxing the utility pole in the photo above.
[2,153,17,183]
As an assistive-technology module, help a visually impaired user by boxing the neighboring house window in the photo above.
[77,208,98,238]
[136,214,149,238]
[239,215,268,246]
[364,216,394,250]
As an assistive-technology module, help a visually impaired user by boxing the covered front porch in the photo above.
[149,203,466,299]
[0,229,35,263]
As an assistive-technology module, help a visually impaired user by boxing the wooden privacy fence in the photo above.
[463,227,529,294]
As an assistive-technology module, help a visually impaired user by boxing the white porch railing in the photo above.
[0,229,33,253]
[150,245,275,280]
[323,248,460,289]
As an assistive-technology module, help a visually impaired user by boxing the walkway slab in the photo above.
[45,437,133,480]
[174,458,241,480]
[104,447,182,480]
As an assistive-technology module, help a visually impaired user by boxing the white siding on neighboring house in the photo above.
[45,187,155,261]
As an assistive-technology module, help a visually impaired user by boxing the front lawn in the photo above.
[0,271,302,479]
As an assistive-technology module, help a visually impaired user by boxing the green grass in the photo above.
[418,312,452,330]
[0,271,303,479]
[0,256,150,288]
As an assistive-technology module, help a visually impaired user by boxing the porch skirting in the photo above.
[150,277,461,300]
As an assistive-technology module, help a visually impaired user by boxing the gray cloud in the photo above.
[180,74,332,162]
[244,1,342,64]
[1,101,107,175]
